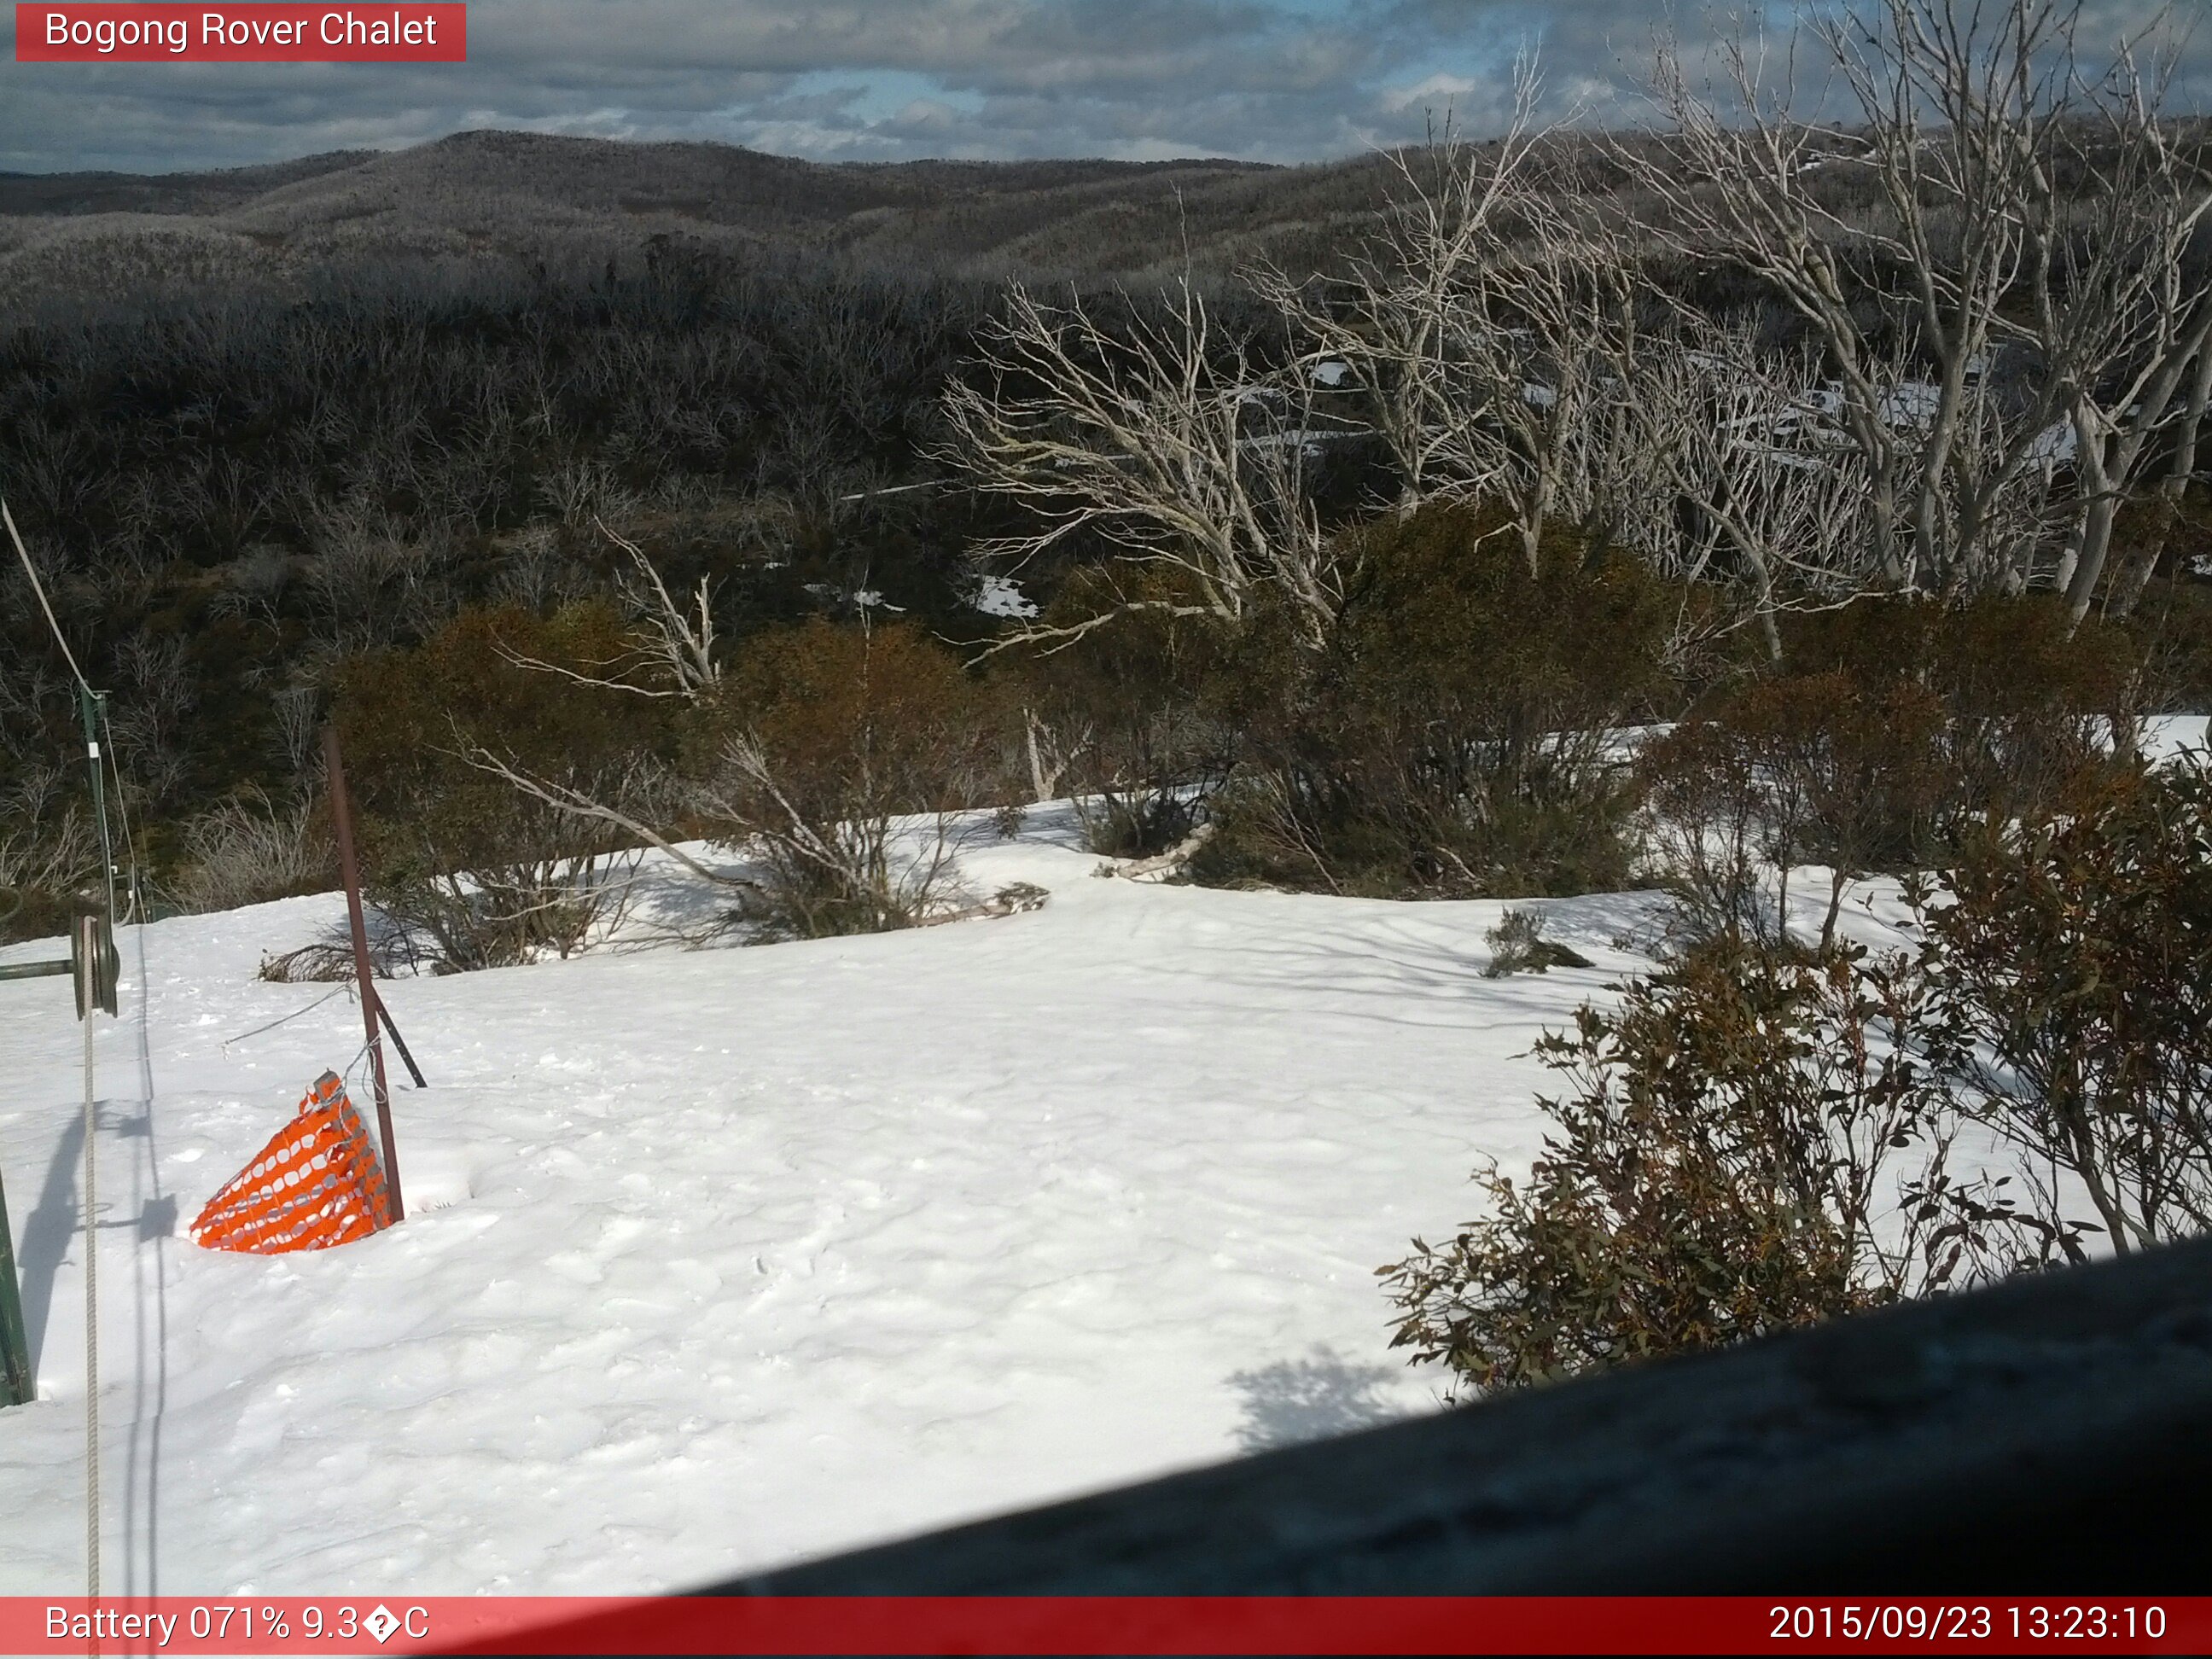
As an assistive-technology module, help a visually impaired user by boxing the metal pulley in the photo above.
[73,912,118,1019]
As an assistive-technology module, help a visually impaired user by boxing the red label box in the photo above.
[3,1596,2209,1656]
[16,3,467,61]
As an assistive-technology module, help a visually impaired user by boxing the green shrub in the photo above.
[1198,501,1676,899]
[1644,593,2144,950]
[1010,563,1234,857]
[2123,568,2212,714]
[1640,672,1948,949]
[1782,592,2141,827]
[1481,907,1592,976]
[1379,940,2051,1398]
[1919,759,2212,1254]
[1384,740,2212,1405]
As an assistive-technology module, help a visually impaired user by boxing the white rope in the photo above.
[83,1006,100,1606]
[340,1035,377,1105]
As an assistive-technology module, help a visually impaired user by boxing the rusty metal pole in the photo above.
[322,725,403,1223]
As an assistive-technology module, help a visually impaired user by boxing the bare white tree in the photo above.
[1249,75,1545,518]
[2037,72,2212,616]
[0,759,97,900]
[1632,326,1877,656]
[1371,166,1649,573]
[940,279,1342,651]
[1616,0,2211,611]
[1023,708,1088,804]
[1249,67,1677,580]
[271,685,323,777]
[167,787,333,913]
[493,517,720,700]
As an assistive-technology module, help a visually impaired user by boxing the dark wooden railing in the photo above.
[715,1236,2212,1594]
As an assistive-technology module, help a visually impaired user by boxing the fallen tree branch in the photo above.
[1093,820,1216,882]
[915,882,1051,928]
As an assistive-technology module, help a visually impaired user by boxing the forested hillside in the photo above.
[0,133,1408,910]
[0,130,1401,311]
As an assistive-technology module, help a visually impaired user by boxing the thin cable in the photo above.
[125,884,162,1599]
[98,703,161,1598]
[84,696,117,936]
[221,984,351,1051]
[3,493,90,694]
[9,496,125,933]
[83,1003,100,1606]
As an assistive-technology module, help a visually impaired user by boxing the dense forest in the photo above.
[0,131,1417,909]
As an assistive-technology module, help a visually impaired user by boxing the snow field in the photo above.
[0,811,1671,1594]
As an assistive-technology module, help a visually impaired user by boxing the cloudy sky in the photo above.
[1,0,2203,177]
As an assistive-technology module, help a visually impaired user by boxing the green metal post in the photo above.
[0,1162,30,1406]
[79,685,114,928]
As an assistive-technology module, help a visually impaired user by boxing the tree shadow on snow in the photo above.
[1228,1347,1407,1453]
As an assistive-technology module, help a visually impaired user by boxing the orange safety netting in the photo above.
[189,1070,393,1254]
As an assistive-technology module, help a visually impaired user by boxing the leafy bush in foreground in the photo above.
[1379,941,2059,1398]
[1920,759,2212,1254]
[1385,752,2212,1400]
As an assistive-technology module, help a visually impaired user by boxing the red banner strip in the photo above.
[3,1596,2205,1656]
[15,4,466,62]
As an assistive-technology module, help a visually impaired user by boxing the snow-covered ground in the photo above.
[0,806,1680,1597]
[9,724,2203,1597]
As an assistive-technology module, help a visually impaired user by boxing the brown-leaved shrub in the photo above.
[685,618,993,939]
[1919,758,2212,1254]
[334,602,667,971]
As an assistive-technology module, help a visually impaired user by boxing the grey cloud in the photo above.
[0,0,2200,176]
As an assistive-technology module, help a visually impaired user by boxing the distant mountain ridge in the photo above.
[0,130,1397,311]
[0,148,380,217]
[0,132,1271,219]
